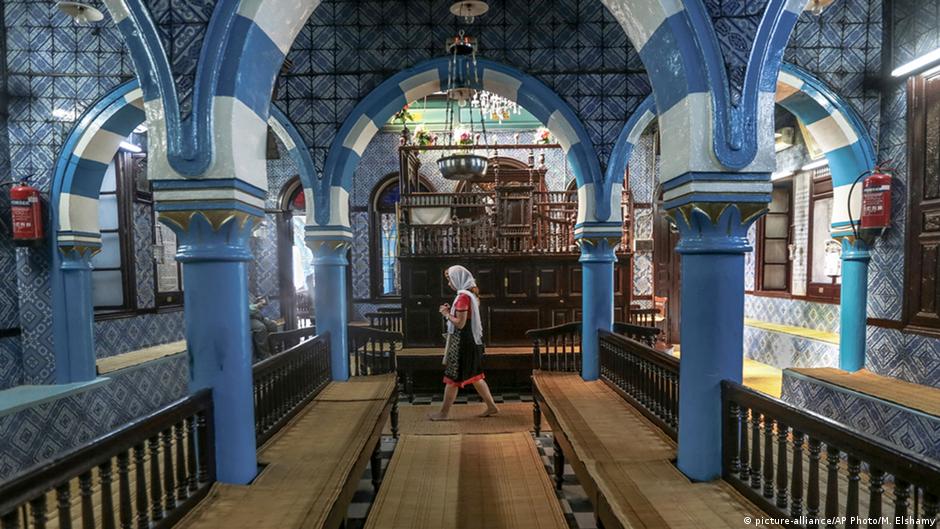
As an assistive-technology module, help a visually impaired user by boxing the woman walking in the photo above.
[428,265,500,421]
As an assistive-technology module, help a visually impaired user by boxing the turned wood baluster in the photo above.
[118,451,132,529]
[728,403,741,475]
[825,445,840,529]
[776,422,788,509]
[894,480,911,529]
[846,456,861,529]
[133,444,148,529]
[56,483,72,529]
[763,417,774,499]
[175,423,188,501]
[197,411,210,483]
[807,437,821,519]
[750,413,762,490]
[739,407,750,482]
[162,430,176,510]
[791,431,804,518]
[100,460,116,529]
[923,493,938,526]
[30,496,47,529]
[80,470,95,529]
[148,436,163,520]
[186,417,198,492]
[868,468,885,528]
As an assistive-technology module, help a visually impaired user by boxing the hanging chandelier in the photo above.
[438,30,489,181]
[472,91,520,123]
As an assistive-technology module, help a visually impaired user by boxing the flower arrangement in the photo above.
[535,127,552,144]
[414,125,436,146]
[393,104,414,125]
[453,127,474,146]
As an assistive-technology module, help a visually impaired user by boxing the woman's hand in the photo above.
[439,304,450,316]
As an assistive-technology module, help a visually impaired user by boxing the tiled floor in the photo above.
[345,394,596,529]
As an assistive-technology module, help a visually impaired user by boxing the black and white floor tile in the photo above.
[344,395,596,529]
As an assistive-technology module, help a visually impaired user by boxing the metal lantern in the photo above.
[437,153,489,181]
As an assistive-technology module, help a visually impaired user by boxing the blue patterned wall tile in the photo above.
[782,373,940,461]
[745,294,840,334]
[0,354,188,482]
[744,325,839,369]
[133,203,155,310]
[0,336,23,391]
[94,310,186,359]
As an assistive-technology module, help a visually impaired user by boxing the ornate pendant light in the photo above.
[438,30,489,181]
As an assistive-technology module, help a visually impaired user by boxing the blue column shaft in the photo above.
[58,255,97,383]
[183,259,257,484]
[314,259,349,381]
[839,239,871,372]
[580,240,616,381]
[676,250,745,481]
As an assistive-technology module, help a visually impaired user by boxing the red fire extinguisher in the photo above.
[861,169,892,231]
[10,180,44,244]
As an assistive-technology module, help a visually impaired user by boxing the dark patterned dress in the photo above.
[443,293,485,387]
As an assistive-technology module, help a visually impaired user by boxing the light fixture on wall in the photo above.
[55,2,105,24]
[450,1,489,24]
[805,0,835,16]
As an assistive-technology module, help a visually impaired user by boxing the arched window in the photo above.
[370,174,432,298]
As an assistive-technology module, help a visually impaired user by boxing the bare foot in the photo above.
[427,412,450,421]
[478,407,500,418]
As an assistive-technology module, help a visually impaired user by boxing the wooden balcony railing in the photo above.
[526,321,661,374]
[267,325,316,355]
[598,329,679,439]
[365,311,403,334]
[253,332,331,446]
[0,391,214,529]
[722,381,940,527]
[348,326,401,377]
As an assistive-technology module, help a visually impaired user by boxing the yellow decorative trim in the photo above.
[58,245,102,257]
[158,210,260,232]
[744,318,839,345]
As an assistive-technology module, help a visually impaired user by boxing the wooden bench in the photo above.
[530,326,781,529]
[363,433,568,529]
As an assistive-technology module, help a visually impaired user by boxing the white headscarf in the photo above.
[446,265,483,345]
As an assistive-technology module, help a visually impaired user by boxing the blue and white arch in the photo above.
[316,57,605,241]
[775,63,876,238]
[50,80,317,383]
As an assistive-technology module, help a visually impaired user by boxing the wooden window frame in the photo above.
[805,169,841,304]
[903,66,940,336]
[754,180,793,295]
[94,153,138,317]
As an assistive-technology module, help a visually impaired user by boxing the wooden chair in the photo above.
[627,307,659,327]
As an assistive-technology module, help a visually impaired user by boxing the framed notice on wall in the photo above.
[154,221,183,297]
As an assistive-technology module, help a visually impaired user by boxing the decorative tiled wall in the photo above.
[93,311,186,359]
[744,326,839,369]
[867,326,940,389]
[0,336,22,392]
[782,371,940,460]
[0,353,189,483]
[745,295,840,334]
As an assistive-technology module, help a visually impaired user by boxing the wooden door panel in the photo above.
[569,266,582,297]
[475,266,498,299]
[503,266,531,298]
[487,307,540,345]
[536,267,563,298]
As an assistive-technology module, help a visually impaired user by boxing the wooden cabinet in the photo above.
[401,255,632,347]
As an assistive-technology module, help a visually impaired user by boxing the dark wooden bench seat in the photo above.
[533,372,781,529]
[175,377,396,529]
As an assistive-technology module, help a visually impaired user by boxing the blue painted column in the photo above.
[838,238,871,372]
[56,247,98,383]
[579,237,618,381]
[309,238,351,381]
[674,204,763,481]
[167,211,258,484]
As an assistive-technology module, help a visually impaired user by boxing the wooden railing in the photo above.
[526,321,661,373]
[365,311,403,334]
[253,332,331,446]
[348,326,401,377]
[0,391,214,529]
[267,325,316,355]
[598,329,679,439]
[722,381,940,527]
[527,322,582,372]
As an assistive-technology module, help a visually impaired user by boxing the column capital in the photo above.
[577,236,619,263]
[57,244,99,270]
[840,237,871,262]
[158,209,261,263]
[671,202,767,255]
[306,236,351,265]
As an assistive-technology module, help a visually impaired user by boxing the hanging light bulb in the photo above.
[449,1,489,24]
